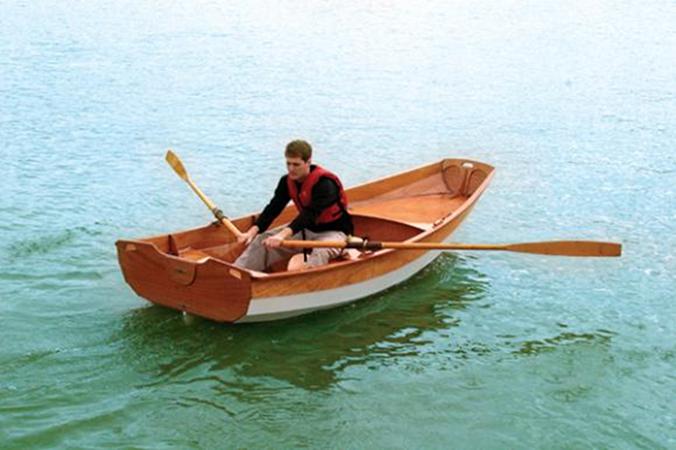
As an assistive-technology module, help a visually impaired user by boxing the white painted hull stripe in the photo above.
[238,250,439,323]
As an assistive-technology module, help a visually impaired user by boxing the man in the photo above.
[234,139,353,272]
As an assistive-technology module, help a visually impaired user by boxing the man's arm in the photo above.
[239,177,290,244]
[254,176,291,232]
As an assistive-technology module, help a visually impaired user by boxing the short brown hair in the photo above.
[285,139,312,162]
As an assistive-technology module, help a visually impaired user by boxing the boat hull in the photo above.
[116,158,495,323]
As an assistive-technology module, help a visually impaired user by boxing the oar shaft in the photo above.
[184,177,225,223]
[280,240,505,251]
[185,179,243,238]
[384,242,506,251]
[165,150,244,238]
[280,239,622,257]
[185,177,216,210]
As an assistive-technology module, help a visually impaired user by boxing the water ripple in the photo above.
[5,226,102,260]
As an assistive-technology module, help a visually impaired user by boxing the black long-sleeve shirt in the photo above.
[254,171,353,235]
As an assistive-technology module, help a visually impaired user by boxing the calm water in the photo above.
[1,1,675,448]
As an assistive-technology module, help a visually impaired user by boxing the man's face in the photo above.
[286,156,311,181]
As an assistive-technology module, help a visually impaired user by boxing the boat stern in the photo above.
[116,239,252,322]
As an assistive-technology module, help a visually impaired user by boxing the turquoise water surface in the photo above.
[1,1,675,448]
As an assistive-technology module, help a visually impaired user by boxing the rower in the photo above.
[234,140,354,272]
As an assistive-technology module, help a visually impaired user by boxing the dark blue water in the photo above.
[1,1,674,448]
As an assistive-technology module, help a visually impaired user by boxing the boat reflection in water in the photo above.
[117,253,489,392]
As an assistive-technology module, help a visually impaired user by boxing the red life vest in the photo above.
[287,165,349,224]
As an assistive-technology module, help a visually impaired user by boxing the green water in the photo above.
[1,1,674,448]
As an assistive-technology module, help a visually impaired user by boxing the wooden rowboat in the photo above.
[116,159,494,323]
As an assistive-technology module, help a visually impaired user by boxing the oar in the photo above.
[165,149,244,239]
[280,238,622,257]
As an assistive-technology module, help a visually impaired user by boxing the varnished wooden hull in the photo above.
[116,159,494,322]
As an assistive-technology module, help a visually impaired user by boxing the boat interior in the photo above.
[140,159,492,273]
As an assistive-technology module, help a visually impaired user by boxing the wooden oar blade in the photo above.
[165,149,189,181]
[505,240,622,257]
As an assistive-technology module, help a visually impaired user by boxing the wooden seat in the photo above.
[350,194,466,227]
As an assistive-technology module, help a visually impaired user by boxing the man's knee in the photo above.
[307,248,339,267]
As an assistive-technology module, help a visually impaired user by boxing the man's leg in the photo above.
[305,230,347,267]
[234,230,301,271]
